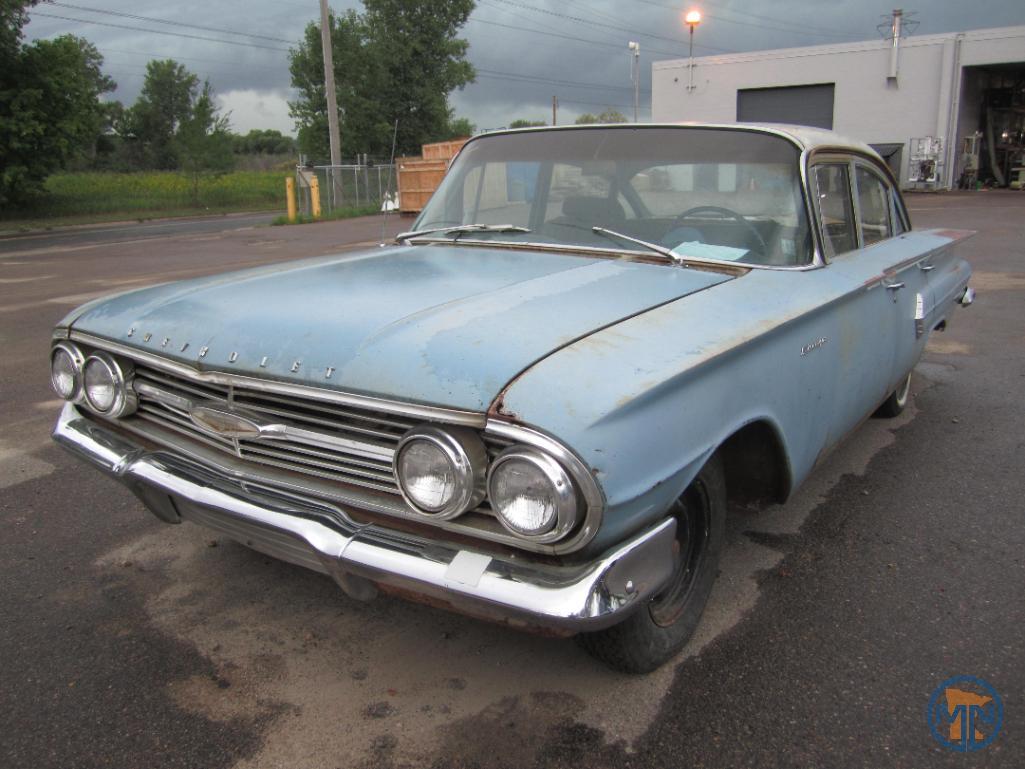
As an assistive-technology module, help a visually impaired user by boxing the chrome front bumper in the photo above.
[53,404,676,633]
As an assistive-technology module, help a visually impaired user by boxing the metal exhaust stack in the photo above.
[888,9,903,81]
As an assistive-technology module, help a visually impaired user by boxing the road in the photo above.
[1,198,1022,768]
[0,212,279,255]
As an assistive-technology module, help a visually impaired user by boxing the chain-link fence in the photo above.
[296,162,397,217]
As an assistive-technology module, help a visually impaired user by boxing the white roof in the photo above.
[679,121,878,156]
[485,121,879,158]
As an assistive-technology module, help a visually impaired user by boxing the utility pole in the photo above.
[319,0,342,168]
[628,41,640,122]
[552,95,558,126]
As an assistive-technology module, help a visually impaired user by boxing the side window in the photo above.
[855,167,892,246]
[813,163,856,257]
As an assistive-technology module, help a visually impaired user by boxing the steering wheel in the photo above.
[672,205,767,255]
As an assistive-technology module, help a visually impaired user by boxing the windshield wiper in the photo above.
[591,227,685,265]
[396,223,531,241]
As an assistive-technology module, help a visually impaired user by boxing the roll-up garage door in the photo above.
[737,84,835,129]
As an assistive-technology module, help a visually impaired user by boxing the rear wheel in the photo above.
[874,371,912,418]
[578,454,726,674]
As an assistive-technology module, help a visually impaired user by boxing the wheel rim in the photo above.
[895,372,912,408]
[648,478,712,628]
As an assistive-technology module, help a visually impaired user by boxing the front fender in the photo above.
[496,268,854,553]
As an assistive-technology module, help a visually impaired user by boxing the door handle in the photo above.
[885,281,906,291]
[919,263,935,272]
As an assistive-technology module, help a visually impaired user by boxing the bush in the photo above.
[2,170,286,220]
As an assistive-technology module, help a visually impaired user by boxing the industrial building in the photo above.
[651,20,1025,190]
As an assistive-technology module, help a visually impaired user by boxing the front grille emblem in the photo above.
[188,404,264,439]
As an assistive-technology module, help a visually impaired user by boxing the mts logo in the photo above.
[928,676,1003,752]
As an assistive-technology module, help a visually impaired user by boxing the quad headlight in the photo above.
[395,425,582,541]
[50,342,85,402]
[394,426,487,518]
[81,352,136,417]
[488,447,577,538]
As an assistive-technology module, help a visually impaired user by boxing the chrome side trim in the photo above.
[68,331,486,428]
[485,419,605,553]
[53,403,675,632]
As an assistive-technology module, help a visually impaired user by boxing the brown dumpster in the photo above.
[422,138,469,161]
[397,157,448,214]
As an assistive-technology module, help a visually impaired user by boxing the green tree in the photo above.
[1,0,32,64]
[509,119,547,128]
[125,60,199,169]
[1,18,116,206]
[232,128,296,155]
[434,116,475,141]
[176,82,234,203]
[574,109,628,125]
[289,0,475,160]
[290,8,376,161]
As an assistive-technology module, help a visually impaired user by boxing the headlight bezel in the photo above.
[81,351,137,418]
[487,446,579,540]
[50,341,85,402]
[394,425,488,519]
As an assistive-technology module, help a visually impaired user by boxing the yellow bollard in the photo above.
[285,176,296,223]
[310,176,322,218]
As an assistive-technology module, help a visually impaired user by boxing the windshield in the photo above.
[412,127,813,267]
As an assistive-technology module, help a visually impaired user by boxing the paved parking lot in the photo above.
[1,196,1022,768]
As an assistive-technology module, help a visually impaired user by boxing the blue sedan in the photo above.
[49,124,973,672]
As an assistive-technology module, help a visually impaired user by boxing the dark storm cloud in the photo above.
[23,0,1025,135]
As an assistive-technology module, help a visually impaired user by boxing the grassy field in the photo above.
[1,170,289,228]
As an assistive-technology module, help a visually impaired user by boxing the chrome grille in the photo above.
[129,365,418,495]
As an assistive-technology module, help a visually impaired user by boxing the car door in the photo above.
[810,159,903,443]
[849,161,928,392]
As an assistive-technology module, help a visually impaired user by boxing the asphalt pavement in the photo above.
[0,211,278,254]
[0,197,1021,768]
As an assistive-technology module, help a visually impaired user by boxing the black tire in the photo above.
[874,371,912,418]
[577,454,726,674]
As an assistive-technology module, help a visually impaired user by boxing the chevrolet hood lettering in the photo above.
[67,246,735,411]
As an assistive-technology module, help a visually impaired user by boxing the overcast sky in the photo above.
[24,0,1025,138]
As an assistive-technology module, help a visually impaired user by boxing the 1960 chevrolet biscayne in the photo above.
[50,124,973,672]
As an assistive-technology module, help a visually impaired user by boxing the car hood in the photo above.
[67,245,733,411]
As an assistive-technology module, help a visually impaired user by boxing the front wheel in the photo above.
[874,371,912,418]
[577,454,726,674]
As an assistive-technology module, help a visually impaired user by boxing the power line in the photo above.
[487,0,735,53]
[96,46,285,75]
[44,1,293,44]
[474,68,635,93]
[29,11,291,52]
[630,0,856,38]
[561,98,648,110]
[468,16,682,59]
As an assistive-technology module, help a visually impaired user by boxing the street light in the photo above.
[685,9,701,92]
[628,41,640,122]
